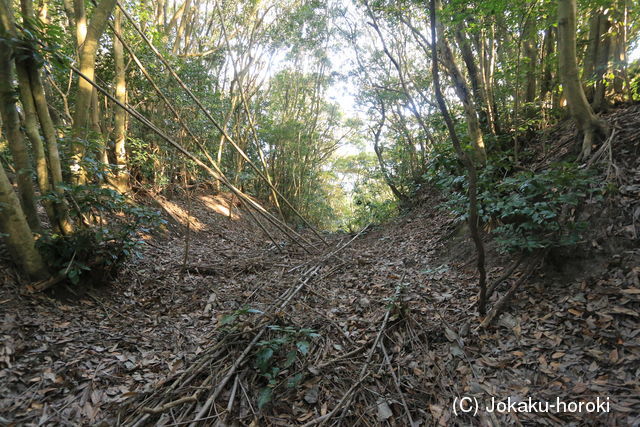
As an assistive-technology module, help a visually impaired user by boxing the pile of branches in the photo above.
[116,229,423,426]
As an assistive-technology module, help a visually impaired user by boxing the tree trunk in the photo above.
[111,7,129,193]
[430,0,486,315]
[592,13,611,112]
[28,64,75,234]
[70,0,117,183]
[1,0,57,230]
[0,162,49,280]
[0,17,49,279]
[474,26,500,134]
[15,64,59,228]
[523,15,538,109]
[436,25,487,166]
[540,26,556,115]
[611,0,630,101]
[455,28,491,134]
[582,14,599,100]
[15,0,74,234]
[0,18,41,231]
[558,0,608,159]
[372,104,409,207]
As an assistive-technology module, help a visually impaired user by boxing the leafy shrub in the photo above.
[38,185,164,285]
[126,137,167,188]
[428,155,601,253]
[254,325,320,409]
[479,164,600,252]
[349,197,399,230]
[630,63,640,101]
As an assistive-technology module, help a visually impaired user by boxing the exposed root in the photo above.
[480,254,544,328]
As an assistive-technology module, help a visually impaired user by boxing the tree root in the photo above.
[480,255,543,328]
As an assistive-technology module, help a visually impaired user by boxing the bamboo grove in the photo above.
[0,0,639,284]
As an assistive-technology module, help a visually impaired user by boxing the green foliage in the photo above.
[253,325,320,409]
[126,137,170,188]
[428,150,602,253]
[351,196,398,229]
[630,62,640,101]
[330,152,400,231]
[220,306,264,326]
[480,164,600,252]
[38,185,164,285]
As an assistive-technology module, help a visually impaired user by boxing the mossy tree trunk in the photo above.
[0,18,41,232]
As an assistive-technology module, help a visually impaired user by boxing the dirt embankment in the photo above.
[1,104,639,425]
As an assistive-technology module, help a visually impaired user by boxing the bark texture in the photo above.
[557,0,608,159]
[70,0,117,182]
[0,162,49,279]
[111,7,129,192]
[0,12,41,231]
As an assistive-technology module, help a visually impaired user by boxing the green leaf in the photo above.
[287,373,304,388]
[284,350,297,368]
[257,387,273,409]
[220,314,237,325]
[256,348,274,372]
[296,341,310,355]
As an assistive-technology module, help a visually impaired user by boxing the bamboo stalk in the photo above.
[115,0,328,245]
[68,65,313,253]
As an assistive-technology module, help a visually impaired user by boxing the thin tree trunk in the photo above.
[28,64,74,234]
[70,0,117,183]
[73,0,87,46]
[111,7,129,192]
[540,26,556,119]
[474,25,500,134]
[14,0,73,234]
[435,15,487,166]
[372,103,409,206]
[430,0,487,315]
[4,0,57,230]
[592,13,611,112]
[582,14,599,100]
[523,15,538,107]
[485,24,501,134]
[610,23,626,101]
[455,28,491,134]
[15,64,58,229]
[558,0,609,159]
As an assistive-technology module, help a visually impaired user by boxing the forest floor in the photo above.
[1,104,640,426]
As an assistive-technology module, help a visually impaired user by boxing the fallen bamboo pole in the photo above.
[109,23,314,251]
[116,0,329,246]
[68,64,313,253]
[186,265,320,426]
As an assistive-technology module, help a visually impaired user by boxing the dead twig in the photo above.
[142,396,197,414]
[305,276,403,426]
[480,255,542,328]
[186,266,321,426]
[300,374,371,427]
[486,254,524,299]
[380,341,416,426]
[289,224,369,273]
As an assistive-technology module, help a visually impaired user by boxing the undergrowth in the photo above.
[424,143,604,253]
[38,185,164,285]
